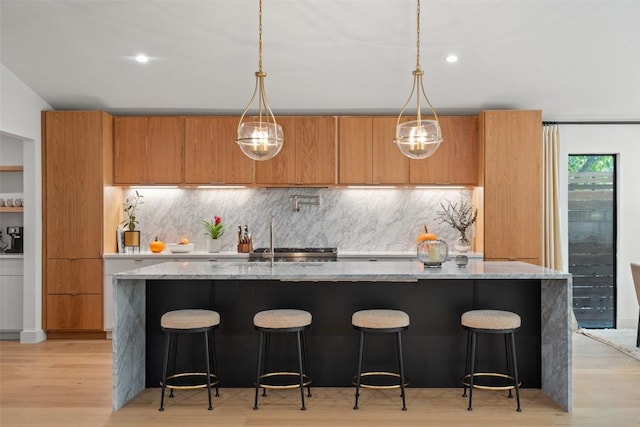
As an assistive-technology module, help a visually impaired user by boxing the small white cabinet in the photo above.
[0,257,23,336]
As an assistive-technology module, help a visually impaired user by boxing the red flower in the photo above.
[214,216,222,225]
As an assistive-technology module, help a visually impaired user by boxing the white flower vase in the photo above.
[207,238,221,253]
[454,233,471,253]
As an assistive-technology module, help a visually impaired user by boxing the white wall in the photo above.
[559,124,640,329]
[1,62,51,343]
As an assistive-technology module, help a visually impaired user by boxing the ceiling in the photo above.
[2,0,639,121]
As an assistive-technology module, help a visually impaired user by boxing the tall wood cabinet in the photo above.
[480,110,542,265]
[255,116,336,185]
[114,116,184,184]
[184,116,253,184]
[42,111,119,335]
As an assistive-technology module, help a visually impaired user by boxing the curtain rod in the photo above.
[543,121,640,125]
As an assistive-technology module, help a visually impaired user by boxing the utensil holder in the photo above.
[238,242,252,253]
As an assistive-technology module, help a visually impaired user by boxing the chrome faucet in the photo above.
[269,215,274,267]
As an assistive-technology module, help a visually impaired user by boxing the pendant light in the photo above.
[236,0,284,161]
[394,0,443,160]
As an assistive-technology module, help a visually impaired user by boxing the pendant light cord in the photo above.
[258,0,263,72]
[416,0,421,70]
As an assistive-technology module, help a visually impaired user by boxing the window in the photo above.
[568,155,616,328]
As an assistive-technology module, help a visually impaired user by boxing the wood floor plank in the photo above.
[1,333,639,426]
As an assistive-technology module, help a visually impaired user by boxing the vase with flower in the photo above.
[202,216,224,253]
[435,196,478,253]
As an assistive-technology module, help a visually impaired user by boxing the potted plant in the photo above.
[202,216,224,253]
[122,191,143,250]
[435,196,478,253]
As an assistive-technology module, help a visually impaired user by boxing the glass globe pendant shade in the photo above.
[395,119,442,159]
[237,121,284,161]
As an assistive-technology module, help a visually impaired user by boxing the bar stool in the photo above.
[352,309,410,411]
[461,309,522,412]
[159,309,220,411]
[253,309,312,410]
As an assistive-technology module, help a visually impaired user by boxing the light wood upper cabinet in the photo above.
[184,116,253,184]
[254,116,297,184]
[114,116,184,184]
[338,116,475,185]
[480,110,542,264]
[256,116,336,185]
[409,116,478,185]
[338,116,409,184]
[338,117,373,184]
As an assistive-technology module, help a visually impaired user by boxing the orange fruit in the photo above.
[179,238,190,245]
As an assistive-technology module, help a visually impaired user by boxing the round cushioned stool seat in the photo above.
[352,309,410,329]
[461,309,521,330]
[254,309,312,329]
[161,309,220,330]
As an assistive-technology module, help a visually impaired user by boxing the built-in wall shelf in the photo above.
[0,207,23,213]
[0,166,23,172]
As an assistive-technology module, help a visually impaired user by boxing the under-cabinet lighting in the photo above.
[445,54,458,63]
[415,185,467,189]
[135,54,149,64]
[196,185,247,189]
[129,186,178,189]
[346,186,396,189]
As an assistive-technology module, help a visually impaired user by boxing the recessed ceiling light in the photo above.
[446,54,458,63]
[135,54,149,64]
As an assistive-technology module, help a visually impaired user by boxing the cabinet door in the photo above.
[44,111,105,258]
[47,259,103,294]
[372,117,409,184]
[115,116,185,184]
[295,116,336,185]
[482,110,542,261]
[338,117,372,184]
[114,116,149,184]
[255,116,297,184]
[46,294,103,330]
[217,117,254,184]
[185,117,253,184]
[409,116,478,184]
[148,116,184,184]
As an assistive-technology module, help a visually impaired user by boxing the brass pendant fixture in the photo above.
[236,0,284,161]
[394,0,443,160]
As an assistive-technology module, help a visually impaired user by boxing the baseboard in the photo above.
[19,329,47,343]
[46,331,107,340]
[0,331,21,340]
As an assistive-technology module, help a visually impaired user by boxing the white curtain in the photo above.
[543,124,564,270]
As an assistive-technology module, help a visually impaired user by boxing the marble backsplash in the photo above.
[123,187,475,252]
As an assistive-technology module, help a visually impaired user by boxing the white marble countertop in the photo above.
[114,260,570,281]
[103,251,482,260]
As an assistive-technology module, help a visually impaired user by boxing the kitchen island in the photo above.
[112,260,572,411]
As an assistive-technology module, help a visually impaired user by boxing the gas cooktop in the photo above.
[250,247,338,261]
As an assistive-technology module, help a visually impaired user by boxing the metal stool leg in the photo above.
[509,332,522,412]
[396,331,407,411]
[169,332,179,398]
[210,329,220,397]
[261,332,270,397]
[505,333,513,399]
[301,330,312,397]
[462,329,472,397]
[204,331,213,410]
[159,331,171,411]
[467,331,477,411]
[353,329,365,410]
[296,331,306,410]
[253,330,264,410]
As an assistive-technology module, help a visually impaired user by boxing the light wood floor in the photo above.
[1,333,639,426]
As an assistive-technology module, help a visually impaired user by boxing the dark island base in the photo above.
[145,279,541,389]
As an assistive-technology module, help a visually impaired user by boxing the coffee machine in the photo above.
[6,226,23,253]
